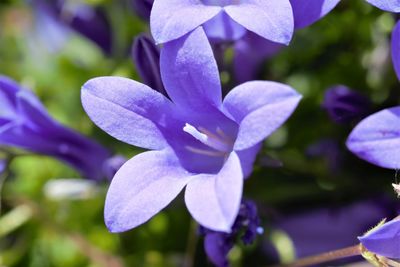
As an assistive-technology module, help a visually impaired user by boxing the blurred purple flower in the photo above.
[365,0,400,12]
[359,217,400,259]
[0,159,6,175]
[81,27,301,233]
[32,0,112,54]
[322,85,371,124]
[131,0,153,21]
[201,200,263,267]
[347,22,400,169]
[0,75,111,180]
[271,199,398,259]
[131,34,167,96]
[150,0,294,45]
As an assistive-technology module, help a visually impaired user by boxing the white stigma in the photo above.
[183,123,232,153]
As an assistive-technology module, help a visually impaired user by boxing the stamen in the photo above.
[183,123,232,152]
[185,146,226,157]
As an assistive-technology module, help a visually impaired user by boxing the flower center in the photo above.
[183,123,234,157]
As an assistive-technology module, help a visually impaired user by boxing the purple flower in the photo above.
[359,217,400,259]
[0,75,110,180]
[150,0,295,45]
[102,155,127,181]
[233,0,340,82]
[32,0,112,54]
[131,34,167,96]
[365,0,400,12]
[346,22,400,169]
[0,159,6,175]
[81,27,301,233]
[322,85,371,124]
[201,200,262,267]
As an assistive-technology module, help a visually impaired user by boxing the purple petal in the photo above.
[185,152,243,232]
[290,0,340,29]
[150,0,221,44]
[204,233,232,267]
[104,149,192,232]
[160,27,222,109]
[236,142,262,178]
[131,34,167,96]
[233,33,284,83]
[0,76,20,121]
[224,0,294,45]
[131,0,154,21]
[392,21,400,81]
[223,81,301,150]
[81,76,172,150]
[359,219,400,259]
[346,107,400,169]
[203,11,246,42]
[366,0,400,12]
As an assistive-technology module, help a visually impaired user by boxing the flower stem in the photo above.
[273,244,361,267]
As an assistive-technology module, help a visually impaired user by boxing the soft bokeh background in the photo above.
[0,0,399,266]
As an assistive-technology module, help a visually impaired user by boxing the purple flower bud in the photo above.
[0,75,111,180]
[131,34,167,96]
[201,200,262,267]
[322,85,371,124]
[359,218,400,259]
[32,0,112,54]
[131,0,154,21]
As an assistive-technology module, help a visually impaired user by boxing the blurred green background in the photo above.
[0,0,399,266]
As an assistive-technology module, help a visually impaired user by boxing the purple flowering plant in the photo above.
[3,1,400,266]
[82,27,301,233]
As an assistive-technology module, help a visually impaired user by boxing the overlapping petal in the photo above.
[290,0,340,29]
[236,142,262,178]
[392,21,400,80]
[81,76,173,150]
[150,0,221,44]
[160,27,222,109]
[203,11,246,41]
[359,219,400,259]
[185,152,243,232]
[366,0,400,12]
[105,149,192,233]
[223,81,301,150]
[224,0,294,45]
[346,107,400,169]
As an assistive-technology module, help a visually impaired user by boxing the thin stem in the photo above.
[387,259,400,267]
[183,220,199,267]
[272,244,361,267]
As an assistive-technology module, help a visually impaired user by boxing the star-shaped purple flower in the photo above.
[346,21,400,169]
[359,217,400,259]
[0,75,111,180]
[150,0,340,46]
[81,27,301,233]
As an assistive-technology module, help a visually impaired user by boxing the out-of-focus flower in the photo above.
[81,27,301,233]
[150,0,295,45]
[322,85,371,124]
[201,200,263,267]
[131,0,153,21]
[31,0,112,54]
[0,75,111,180]
[43,178,98,200]
[131,34,167,96]
[347,22,400,169]
[269,199,398,259]
[0,159,6,175]
[359,217,400,259]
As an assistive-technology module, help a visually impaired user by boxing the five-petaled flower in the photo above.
[81,27,301,233]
